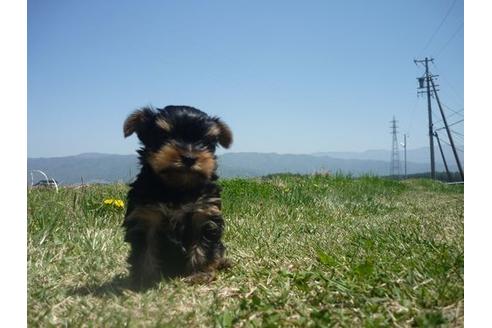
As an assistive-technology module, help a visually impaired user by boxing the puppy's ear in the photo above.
[209,118,233,148]
[123,108,155,141]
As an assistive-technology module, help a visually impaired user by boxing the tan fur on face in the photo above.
[148,144,182,173]
[148,144,216,179]
[193,150,216,178]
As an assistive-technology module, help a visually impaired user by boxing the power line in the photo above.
[448,119,464,127]
[436,135,464,153]
[435,22,464,57]
[443,104,464,116]
[435,118,463,131]
[452,136,464,144]
[420,0,459,55]
[450,129,464,137]
[405,96,420,135]
[434,105,463,125]
[431,62,464,108]
[432,108,441,121]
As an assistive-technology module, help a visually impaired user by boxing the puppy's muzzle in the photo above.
[181,154,197,168]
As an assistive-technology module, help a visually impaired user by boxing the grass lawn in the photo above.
[27,175,464,327]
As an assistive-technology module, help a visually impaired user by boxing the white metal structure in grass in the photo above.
[30,169,59,192]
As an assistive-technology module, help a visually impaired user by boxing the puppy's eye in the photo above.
[195,144,207,151]
[200,142,215,152]
[145,131,169,151]
[204,135,218,147]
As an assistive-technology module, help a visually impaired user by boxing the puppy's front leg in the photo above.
[183,198,231,280]
[123,206,169,288]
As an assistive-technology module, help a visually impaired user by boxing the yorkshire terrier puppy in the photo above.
[122,105,232,288]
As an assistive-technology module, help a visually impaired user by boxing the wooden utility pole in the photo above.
[434,131,452,181]
[415,57,436,179]
[430,77,464,181]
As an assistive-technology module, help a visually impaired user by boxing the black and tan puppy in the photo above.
[122,105,232,288]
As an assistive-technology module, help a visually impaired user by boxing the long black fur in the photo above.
[122,106,231,288]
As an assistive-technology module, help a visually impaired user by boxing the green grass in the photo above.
[28,175,463,327]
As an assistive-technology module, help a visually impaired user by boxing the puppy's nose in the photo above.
[181,154,197,167]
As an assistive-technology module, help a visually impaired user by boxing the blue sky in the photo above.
[28,0,464,157]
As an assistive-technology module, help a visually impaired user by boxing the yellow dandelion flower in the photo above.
[103,198,125,208]
[114,200,125,208]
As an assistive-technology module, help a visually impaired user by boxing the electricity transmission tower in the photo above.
[390,116,401,178]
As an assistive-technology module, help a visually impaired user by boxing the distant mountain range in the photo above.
[312,147,464,164]
[27,148,463,185]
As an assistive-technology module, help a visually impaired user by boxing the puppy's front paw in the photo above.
[215,257,232,271]
[183,271,216,284]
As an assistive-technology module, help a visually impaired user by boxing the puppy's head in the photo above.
[124,105,232,187]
